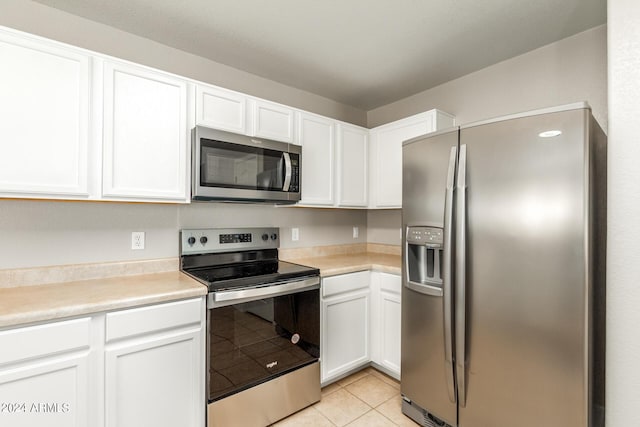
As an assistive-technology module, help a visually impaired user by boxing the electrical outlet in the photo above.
[291,228,299,241]
[353,226,359,239]
[131,231,145,250]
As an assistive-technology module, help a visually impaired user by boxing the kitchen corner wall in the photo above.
[366,24,608,247]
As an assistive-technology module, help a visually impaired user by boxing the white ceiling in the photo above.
[33,0,606,111]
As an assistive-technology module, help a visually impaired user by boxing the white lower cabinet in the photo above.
[104,298,205,427]
[370,272,401,378]
[0,297,205,427]
[321,271,370,384]
[321,271,401,384]
[0,318,94,427]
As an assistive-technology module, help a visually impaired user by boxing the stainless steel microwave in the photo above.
[192,126,301,203]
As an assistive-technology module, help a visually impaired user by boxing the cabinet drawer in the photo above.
[322,271,370,298]
[106,298,202,342]
[379,273,401,294]
[0,317,91,365]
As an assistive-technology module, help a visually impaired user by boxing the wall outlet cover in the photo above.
[353,226,359,239]
[291,228,299,241]
[131,231,145,250]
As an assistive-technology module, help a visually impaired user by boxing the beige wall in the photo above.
[0,0,367,126]
[0,200,366,269]
[367,25,607,246]
[367,25,607,130]
[606,0,640,424]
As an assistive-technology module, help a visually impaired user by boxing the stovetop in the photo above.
[184,259,319,292]
[180,227,319,293]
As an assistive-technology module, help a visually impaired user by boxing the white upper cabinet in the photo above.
[101,61,189,202]
[194,87,296,143]
[0,27,456,207]
[250,99,296,143]
[0,29,91,199]
[337,124,368,207]
[298,112,335,206]
[195,84,247,134]
[369,109,454,208]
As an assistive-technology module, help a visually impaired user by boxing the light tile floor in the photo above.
[272,367,420,427]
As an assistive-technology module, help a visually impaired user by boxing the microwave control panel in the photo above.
[289,155,300,192]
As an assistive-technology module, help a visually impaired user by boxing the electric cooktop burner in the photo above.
[179,227,319,293]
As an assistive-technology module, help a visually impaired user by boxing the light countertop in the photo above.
[283,252,401,277]
[0,246,400,329]
[0,271,207,329]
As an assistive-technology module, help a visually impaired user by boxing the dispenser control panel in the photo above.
[406,227,443,246]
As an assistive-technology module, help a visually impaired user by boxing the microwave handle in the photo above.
[282,152,292,191]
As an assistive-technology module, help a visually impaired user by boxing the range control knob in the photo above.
[200,236,208,244]
[270,233,278,240]
[187,236,196,246]
[261,233,269,241]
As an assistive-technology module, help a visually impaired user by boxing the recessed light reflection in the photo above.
[538,130,562,138]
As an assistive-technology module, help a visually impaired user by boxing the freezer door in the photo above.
[457,108,591,427]
[401,129,458,426]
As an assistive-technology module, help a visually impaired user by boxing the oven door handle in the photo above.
[209,276,320,308]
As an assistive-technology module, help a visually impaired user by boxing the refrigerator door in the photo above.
[457,108,591,427]
[401,128,458,426]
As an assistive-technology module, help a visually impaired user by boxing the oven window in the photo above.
[208,289,319,402]
[200,139,285,191]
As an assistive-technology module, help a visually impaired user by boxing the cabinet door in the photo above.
[321,271,370,384]
[371,117,431,208]
[370,110,454,208]
[196,84,247,134]
[102,61,189,202]
[321,289,370,383]
[298,112,335,206]
[337,124,368,207]
[251,99,295,143]
[378,274,401,376]
[0,30,90,198]
[104,299,204,427]
[0,318,93,427]
[105,328,202,427]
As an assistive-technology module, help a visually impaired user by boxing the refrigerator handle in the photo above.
[443,145,457,404]
[455,144,468,407]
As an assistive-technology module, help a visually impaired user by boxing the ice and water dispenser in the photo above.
[406,226,444,289]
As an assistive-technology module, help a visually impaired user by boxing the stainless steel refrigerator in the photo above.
[400,103,606,427]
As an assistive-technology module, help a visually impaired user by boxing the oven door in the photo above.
[207,277,320,403]
[193,126,300,203]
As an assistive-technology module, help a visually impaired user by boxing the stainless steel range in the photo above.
[180,227,321,427]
